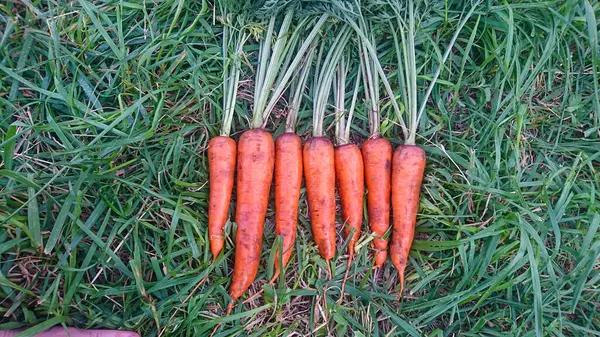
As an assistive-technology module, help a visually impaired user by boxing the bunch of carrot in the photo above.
[207,8,331,314]
[206,0,479,315]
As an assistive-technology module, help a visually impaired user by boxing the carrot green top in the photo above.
[334,57,361,146]
[312,25,352,138]
[220,11,248,137]
[351,0,479,145]
[252,13,329,130]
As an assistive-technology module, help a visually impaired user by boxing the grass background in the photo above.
[1,0,600,336]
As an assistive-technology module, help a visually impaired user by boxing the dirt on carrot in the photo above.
[303,137,336,266]
[362,137,392,268]
[208,136,237,260]
[229,129,275,302]
[390,144,426,294]
[273,132,303,279]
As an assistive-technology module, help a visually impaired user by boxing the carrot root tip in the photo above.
[268,271,280,285]
[398,270,405,299]
[226,301,235,317]
[340,253,354,301]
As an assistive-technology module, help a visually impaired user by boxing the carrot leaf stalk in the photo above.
[285,46,317,133]
[312,25,353,138]
[334,57,361,146]
[221,12,248,138]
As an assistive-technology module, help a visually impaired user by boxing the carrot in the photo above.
[390,145,426,294]
[334,144,364,256]
[228,129,275,311]
[303,26,352,279]
[272,132,303,279]
[208,13,247,260]
[332,56,363,297]
[384,0,469,295]
[354,21,393,269]
[361,137,391,268]
[353,0,474,297]
[303,137,336,268]
[208,136,236,259]
[334,142,364,297]
[269,32,317,283]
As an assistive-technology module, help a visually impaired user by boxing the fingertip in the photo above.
[115,332,140,337]
[0,331,18,337]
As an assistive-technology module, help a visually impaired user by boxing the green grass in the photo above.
[1,0,600,336]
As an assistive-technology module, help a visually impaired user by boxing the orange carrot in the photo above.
[355,22,392,269]
[390,145,426,294]
[228,129,274,312]
[334,143,364,256]
[208,136,236,260]
[211,5,244,262]
[361,137,392,268]
[303,137,336,273]
[303,25,352,281]
[335,143,364,296]
[272,132,303,279]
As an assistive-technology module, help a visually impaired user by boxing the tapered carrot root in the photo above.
[272,132,303,281]
[303,137,336,268]
[362,137,392,268]
[208,136,237,260]
[335,143,364,296]
[335,144,364,256]
[229,129,275,303]
[390,145,426,295]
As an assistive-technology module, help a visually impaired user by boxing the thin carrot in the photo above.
[390,145,426,294]
[208,136,236,259]
[335,144,363,255]
[355,20,392,269]
[228,129,274,313]
[208,14,247,260]
[269,36,317,284]
[334,143,364,297]
[332,56,363,297]
[212,7,246,326]
[272,132,303,280]
[304,25,352,279]
[361,137,391,268]
[303,137,336,265]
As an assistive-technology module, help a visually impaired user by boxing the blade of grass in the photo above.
[26,173,41,248]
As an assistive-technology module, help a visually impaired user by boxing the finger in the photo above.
[0,331,18,337]
[23,328,140,337]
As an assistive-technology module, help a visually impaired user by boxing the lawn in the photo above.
[1,0,599,336]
